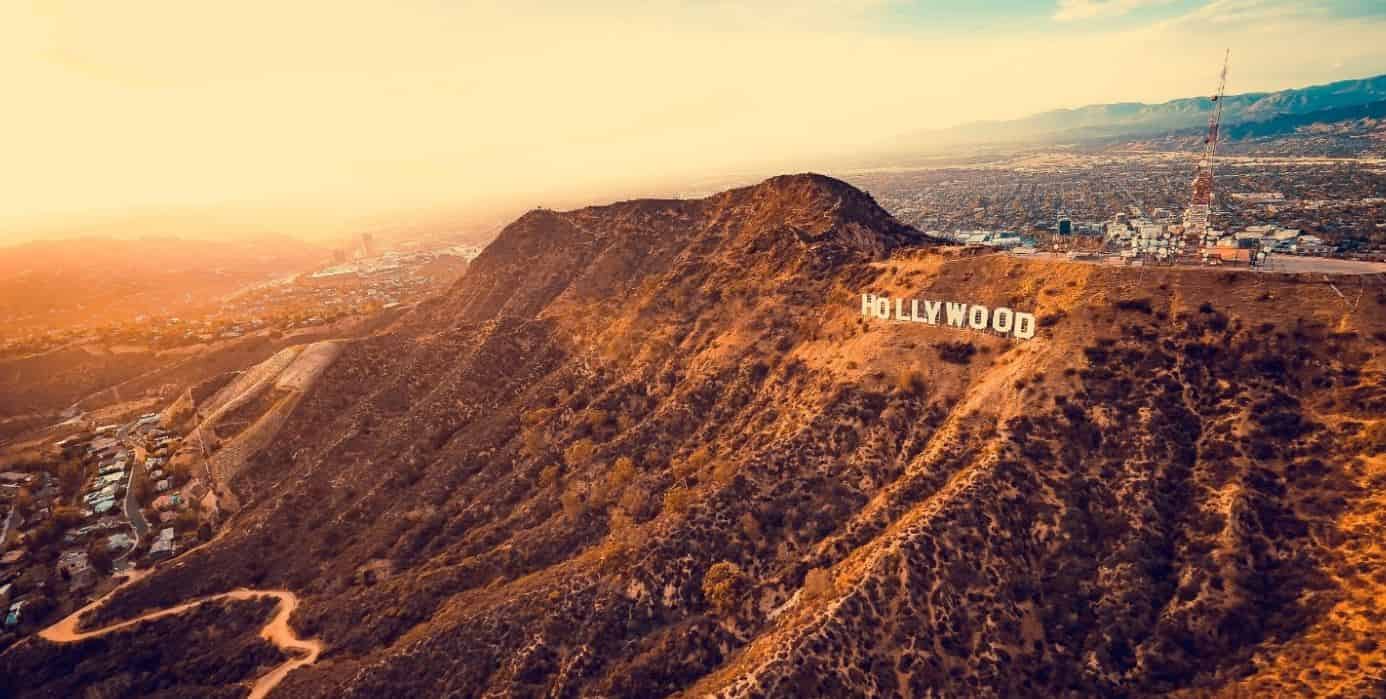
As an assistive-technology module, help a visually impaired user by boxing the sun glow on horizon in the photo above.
[3,1,1384,244]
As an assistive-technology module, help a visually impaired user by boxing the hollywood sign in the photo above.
[860,293,1036,340]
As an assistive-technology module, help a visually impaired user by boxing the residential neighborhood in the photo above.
[0,410,207,647]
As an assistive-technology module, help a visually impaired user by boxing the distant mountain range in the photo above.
[915,73,1386,147]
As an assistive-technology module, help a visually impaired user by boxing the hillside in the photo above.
[4,174,1384,697]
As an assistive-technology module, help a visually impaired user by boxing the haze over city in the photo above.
[4,0,1386,244]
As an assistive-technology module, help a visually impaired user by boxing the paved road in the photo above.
[125,457,148,541]
[111,422,148,571]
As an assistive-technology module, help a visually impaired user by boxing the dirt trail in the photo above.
[37,572,321,699]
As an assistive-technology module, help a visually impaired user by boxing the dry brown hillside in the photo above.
[5,174,1384,698]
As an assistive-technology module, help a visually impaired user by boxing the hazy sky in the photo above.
[3,0,1384,244]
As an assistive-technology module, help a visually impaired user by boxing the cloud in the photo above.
[1054,0,1173,21]
[1159,0,1324,27]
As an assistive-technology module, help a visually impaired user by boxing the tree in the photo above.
[522,428,547,458]
[56,460,85,496]
[87,540,114,576]
[176,508,199,530]
[52,506,84,530]
[663,485,693,515]
[27,521,58,549]
[702,561,749,616]
[564,439,597,467]
[711,460,738,486]
[13,487,33,516]
[618,485,652,520]
[601,456,637,502]
[608,507,634,534]
[674,445,712,481]
[561,487,586,519]
[581,409,609,432]
[538,464,562,489]
[131,472,154,505]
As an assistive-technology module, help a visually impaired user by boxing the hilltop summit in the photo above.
[443,173,932,325]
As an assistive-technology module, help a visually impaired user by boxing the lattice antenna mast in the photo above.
[1200,49,1230,173]
[1183,49,1229,248]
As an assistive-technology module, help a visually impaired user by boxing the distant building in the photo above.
[5,600,25,627]
[0,472,33,486]
[153,493,182,510]
[57,550,95,589]
[84,485,117,504]
[149,528,177,560]
[1203,246,1255,265]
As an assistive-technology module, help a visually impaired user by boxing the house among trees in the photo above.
[149,528,177,560]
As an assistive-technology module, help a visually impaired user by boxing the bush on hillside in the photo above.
[564,438,596,466]
[702,562,749,616]
[1114,298,1154,314]
[934,341,976,365]
[896,369,925,395]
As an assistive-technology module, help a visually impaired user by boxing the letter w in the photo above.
[945,302,968,327]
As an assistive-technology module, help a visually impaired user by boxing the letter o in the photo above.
[875,297,891,319]
[992,307,1014,334]
[968,305,989,330]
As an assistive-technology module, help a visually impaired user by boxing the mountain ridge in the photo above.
[5,175,1385,698]
[910,72,1386,147]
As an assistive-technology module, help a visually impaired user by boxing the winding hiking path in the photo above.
[37,571,322,699]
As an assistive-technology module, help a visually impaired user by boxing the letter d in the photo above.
[1014,312,1036,340]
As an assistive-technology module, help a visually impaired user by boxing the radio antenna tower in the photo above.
[1183,49,1229,253]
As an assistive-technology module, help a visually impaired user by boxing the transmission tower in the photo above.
[1182,49,1229,255]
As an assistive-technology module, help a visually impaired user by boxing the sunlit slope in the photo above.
[42,175,1385,698]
